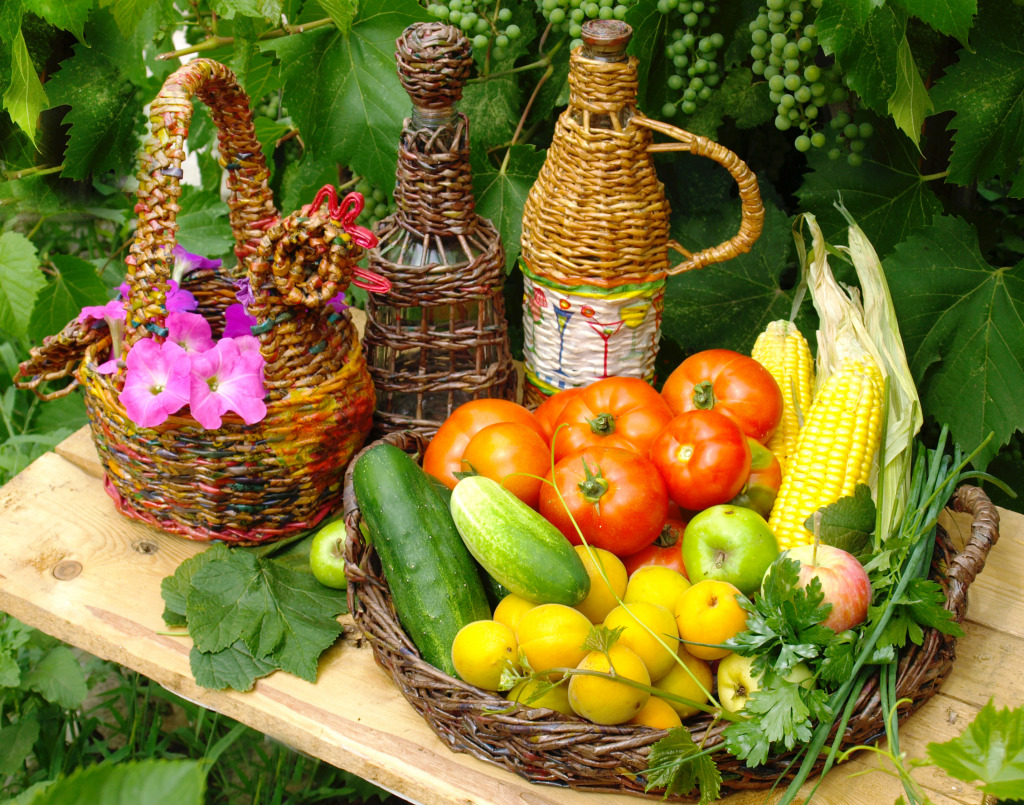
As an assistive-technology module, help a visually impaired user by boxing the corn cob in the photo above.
[767,353,883,550]
[751,320,815,474]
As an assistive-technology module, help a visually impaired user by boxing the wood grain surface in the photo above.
[0,426,1019,805]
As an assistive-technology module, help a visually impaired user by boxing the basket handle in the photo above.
[633,115,765,276]
[944,484,1001,623]
[123,58,278,351]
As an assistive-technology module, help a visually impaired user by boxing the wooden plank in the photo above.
[1,443,1015,805]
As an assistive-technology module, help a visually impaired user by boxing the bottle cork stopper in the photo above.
[580,19,632,62]
[395,22,474,110]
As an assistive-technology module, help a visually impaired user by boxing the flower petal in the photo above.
[167,312,214,353]
[223,303,257,338]
[172,245,222,273]
[166,280,198,313]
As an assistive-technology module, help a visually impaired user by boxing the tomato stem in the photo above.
[586,412,616,435]
[576,457,609,504]
[692,380,716,410]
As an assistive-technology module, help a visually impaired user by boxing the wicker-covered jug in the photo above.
[521,20,765,405]
[362,23,517,436]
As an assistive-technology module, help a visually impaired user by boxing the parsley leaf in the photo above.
[926,699,1024,799]
[645,727,723,803]
[873,578,965,651]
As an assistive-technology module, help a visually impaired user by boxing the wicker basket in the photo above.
[16,59,382,545]
[343,430,1000,799]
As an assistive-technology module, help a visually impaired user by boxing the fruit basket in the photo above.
[343,429,1000,799]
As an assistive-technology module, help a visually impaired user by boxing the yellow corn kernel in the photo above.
[751,320,815,474]
[768,355,883,550]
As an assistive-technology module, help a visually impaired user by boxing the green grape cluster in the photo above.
[826,110,875,166]
[657,0,724,119]
[426,0,523,60]
[353,180,395,232]
[749,0,846,149]
[533,0,637,50]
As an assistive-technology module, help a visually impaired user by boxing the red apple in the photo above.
[784,543,871,632]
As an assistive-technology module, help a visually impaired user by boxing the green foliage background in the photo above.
[1,0,1023,515]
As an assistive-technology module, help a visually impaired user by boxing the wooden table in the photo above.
[0,426,1019,805]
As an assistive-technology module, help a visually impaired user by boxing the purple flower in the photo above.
[172,245,222,278]
[166,280,198,313]
[223,303,258,339]
[234,277,255,307]
[167,312,215,354]
[119,282,130,300]
[188,338,267,429]
[119,339,191,428]
[78,298,127,325]
[327,292,348,314]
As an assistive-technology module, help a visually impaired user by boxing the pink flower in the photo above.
[167,312,214,353]
[223,303,257,338]
[327,292,348,314]
[119,339,191,428]
[234,277,255,307]
[188,338,267,429]
[78,298,126,324]
[166,280,197,313]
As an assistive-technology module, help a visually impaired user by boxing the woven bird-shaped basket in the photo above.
[343,430,1000,799]
[16,59,385,545]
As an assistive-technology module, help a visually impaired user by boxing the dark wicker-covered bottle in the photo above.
[363,22,517,436]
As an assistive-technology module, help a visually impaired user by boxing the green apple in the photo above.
[309,519,348,590]
[681,504,779,596]
[717,653,814,713]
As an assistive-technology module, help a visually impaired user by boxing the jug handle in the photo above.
[634,115,765,276]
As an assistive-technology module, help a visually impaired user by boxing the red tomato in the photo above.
[539,446,669,557]
[661,349,784,443]
[423,399,544,489]
[460,421,551,509]
[621,513,690,577]
[551,376,674,463]
[728,437,783,519]
[533,386,584,443]
[649,409,752,512]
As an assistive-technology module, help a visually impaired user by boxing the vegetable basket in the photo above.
[15,59,384,545]
[343,429,1001,799]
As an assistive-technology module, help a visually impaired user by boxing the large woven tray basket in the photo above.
[343,430,1000,799]
[16,59,380,545]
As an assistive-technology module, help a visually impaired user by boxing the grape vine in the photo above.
[426,0,524,60]
[533,0,637,50]
[657,0,725,120]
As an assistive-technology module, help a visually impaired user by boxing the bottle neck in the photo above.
[411,104,457,130]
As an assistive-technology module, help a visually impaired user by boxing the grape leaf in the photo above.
[161,543,231,628]
[626,0,670,111]
[815,0,882,60]
[645,727,723,803]
[836,4,906,119]
[176,188,234,260]
[190,640,278,691]
[795,116,942,257]
[662,196,815,358]
[462,71,521,155]
[263,0,429,195]
[930,1,1024,194]
[277,148,342,217]
[0,3,22,44]
[894,0,976,45]
[23,645,88,709]
[888,32,932,148]
[472,143,546,273]
[23,0,92,42]
[926,699,1024,798]
[27,254,108,342]
[105,0,154,39]
[3,29,47,147]
[0,231,45,340]
[211,0,283,20]
[804,483,876,558]
[27,759,207,805]
[45,39,141,180]
[186,549,345,682]
[885,215,1024,468]
[317,0,357,34]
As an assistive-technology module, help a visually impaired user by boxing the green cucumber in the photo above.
[429,475,510,608]
[449,475,590,606]
[352,443,491,676]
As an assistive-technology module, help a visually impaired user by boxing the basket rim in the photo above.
[342,430,1000,800]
